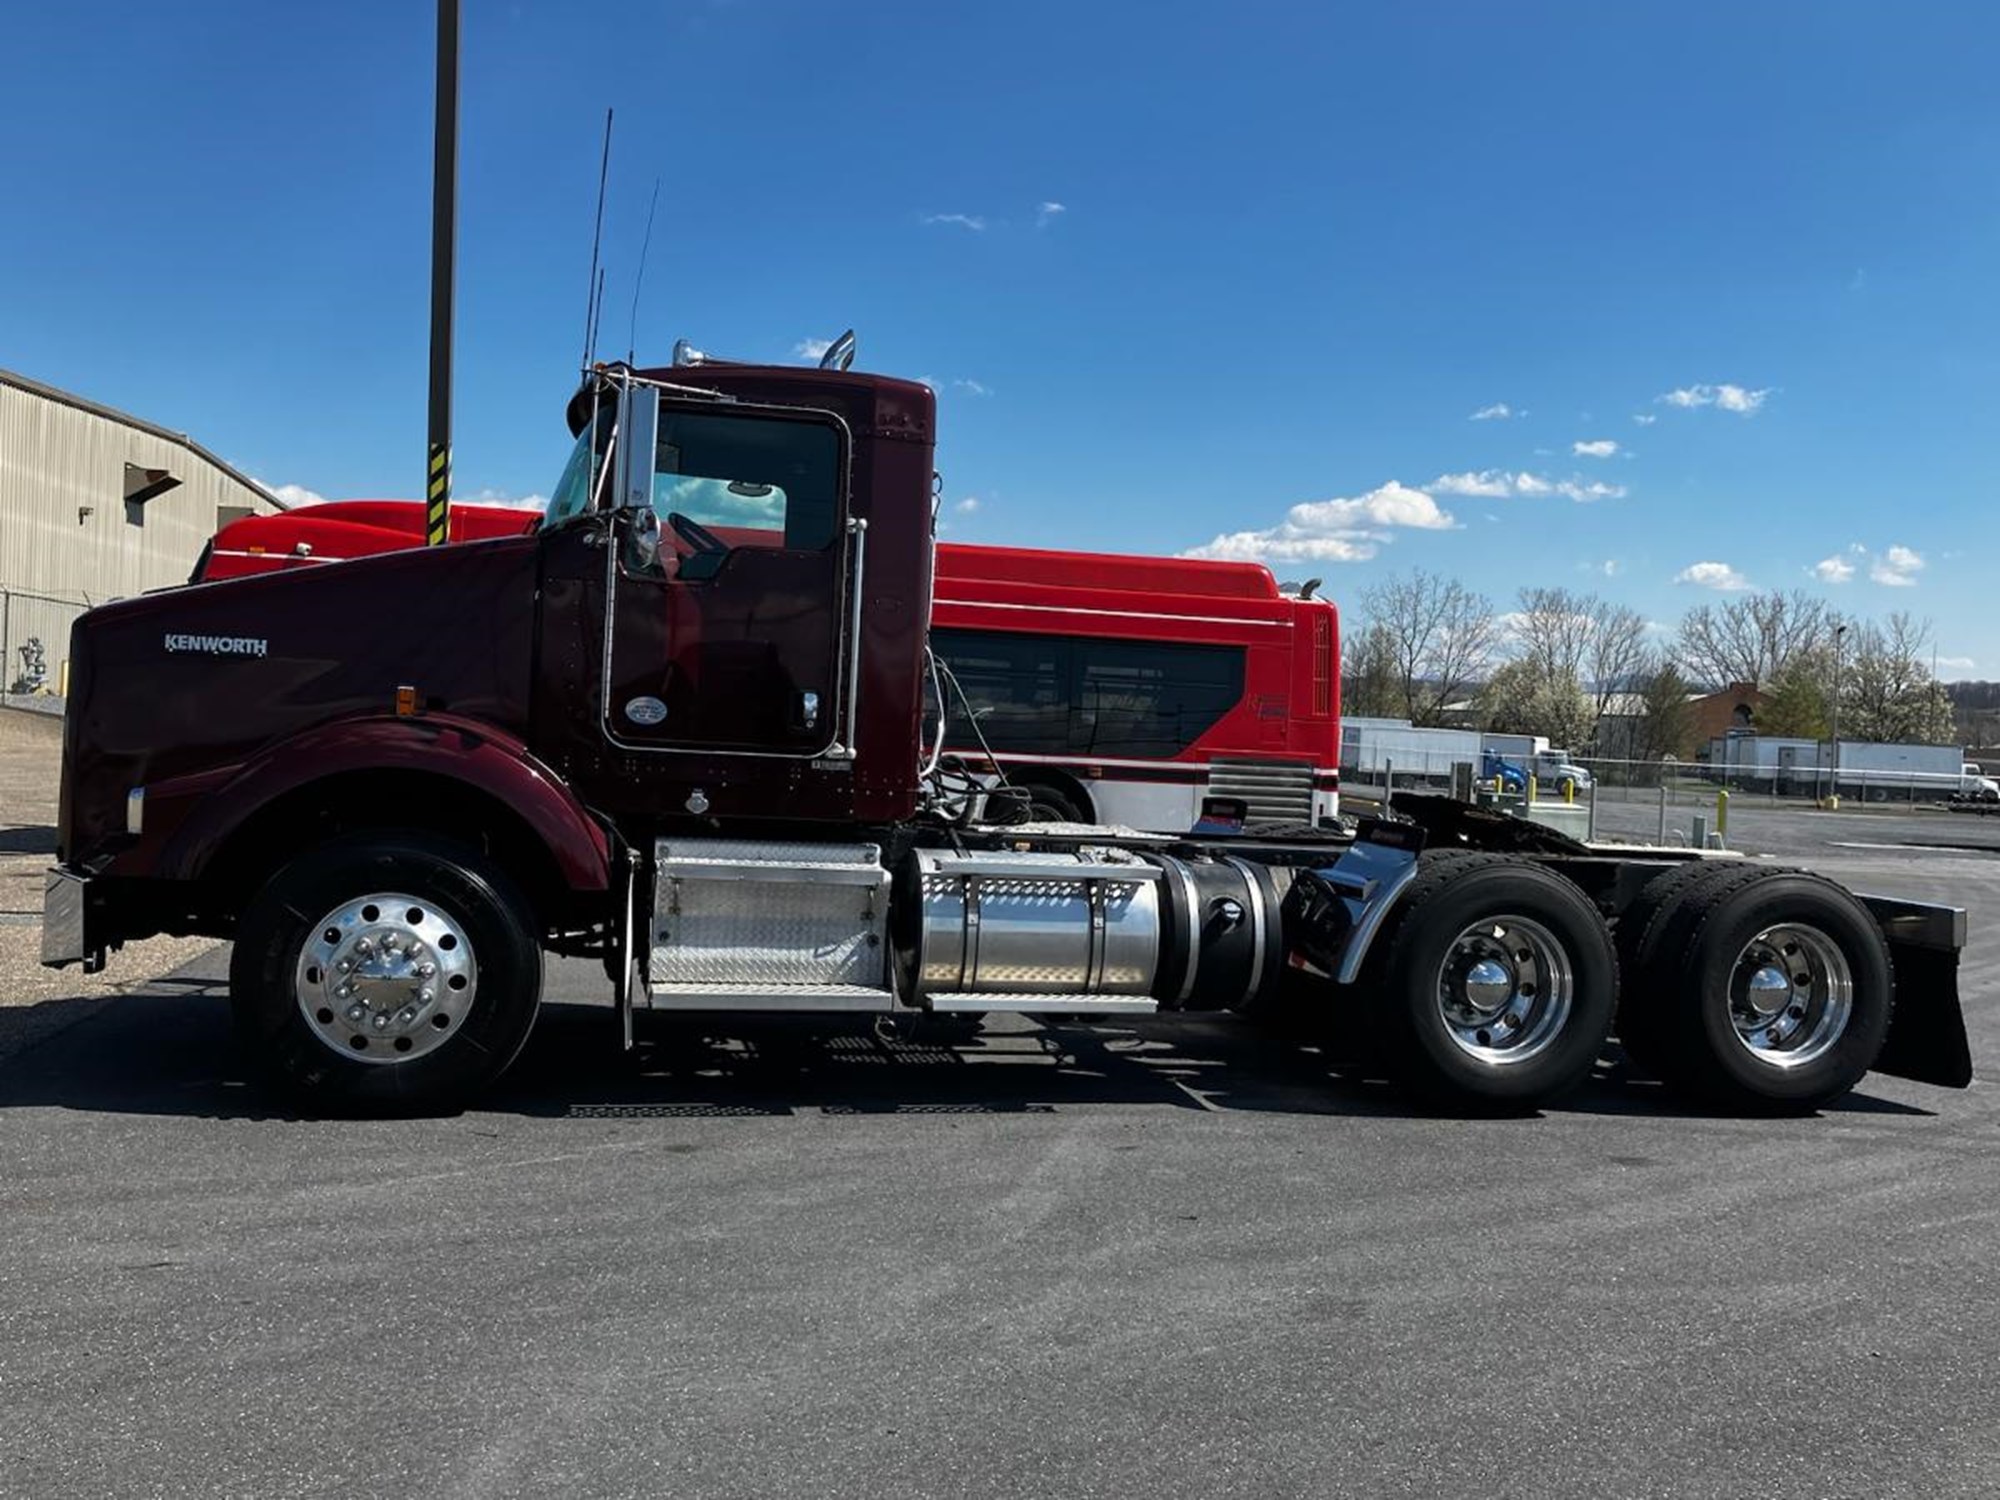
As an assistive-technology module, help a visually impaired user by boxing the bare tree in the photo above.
[1586,601,1649,719]
[1361,569,1498,726]
[1843,612,1954,743]
[1515,588,1649,716]
[1514,587,1597,685]
[1339,619,1401,720]
[1675,589,1838,688]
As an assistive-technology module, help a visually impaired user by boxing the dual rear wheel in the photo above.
[1357,853,1891,1112]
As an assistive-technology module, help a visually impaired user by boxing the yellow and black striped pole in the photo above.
[424,0,458,547]
[426,442,450,545]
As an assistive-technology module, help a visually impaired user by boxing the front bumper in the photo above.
[40,867,98,971]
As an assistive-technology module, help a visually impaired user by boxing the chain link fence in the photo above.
[1,588,88,708]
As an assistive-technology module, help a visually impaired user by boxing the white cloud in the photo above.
[1676,561,1750,591]
[1870,544,1924,587]
[922,212,987,231]
[1182,481,1455,564]
[260,481,330,508]
[1657,383,1772,415]
[1572,438,1619,458]
[1601,559,1621,577]
[954,497,980,514]
[1935,655,1975,676]
[467,488,550,510]
[1632,413,1657,426]
[1429,470,1626,503]
[1468,403,1514,421]
[794,337,833,360]
[1811,554,1856,584]
[1035,201,1066,227]
[952,378,992,396]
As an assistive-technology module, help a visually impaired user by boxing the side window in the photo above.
[933,629,1246,758]
[1072,638,1244,756]
[934,628,1072,755]
[651,410,840,552]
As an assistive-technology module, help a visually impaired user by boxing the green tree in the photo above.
[1757,653,1832,739]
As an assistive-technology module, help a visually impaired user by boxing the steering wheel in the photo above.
[666,511,727,556]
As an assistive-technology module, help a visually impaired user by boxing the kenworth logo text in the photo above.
[164,633,268,658]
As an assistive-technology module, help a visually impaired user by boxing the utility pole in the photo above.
[425,0,460,546]
[1829,622,1847,802]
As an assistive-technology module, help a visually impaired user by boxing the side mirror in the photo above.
[622,507,663,573]
[610,382,660,512]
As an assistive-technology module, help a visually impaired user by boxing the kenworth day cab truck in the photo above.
[197,504,1344,832]
[43,347,1972,1115]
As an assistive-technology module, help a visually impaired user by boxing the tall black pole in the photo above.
[425,0,459,547]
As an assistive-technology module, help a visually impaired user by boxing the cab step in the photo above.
[923,994,1159,1016]
[647,982,897,1012]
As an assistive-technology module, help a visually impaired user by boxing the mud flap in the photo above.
[1863,896,1973,1089]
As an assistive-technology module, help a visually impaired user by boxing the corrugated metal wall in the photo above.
[0,376,282,692]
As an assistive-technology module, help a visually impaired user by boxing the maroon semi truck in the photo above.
[42,349,1972,1115]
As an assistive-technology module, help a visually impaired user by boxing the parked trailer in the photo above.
[1707,736,1998,801]
[43,350,1971,1117]
[1341,719,1482,783]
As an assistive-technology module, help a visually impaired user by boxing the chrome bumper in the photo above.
[40,867,91,969]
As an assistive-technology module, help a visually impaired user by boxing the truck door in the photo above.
[601,387,855,757]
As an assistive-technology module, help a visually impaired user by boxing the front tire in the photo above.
[230,833,544,1115]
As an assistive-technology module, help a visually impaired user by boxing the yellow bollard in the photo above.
[1527,773,1538,804]
[1562,777,1576,804]
[1716,788,1730,844]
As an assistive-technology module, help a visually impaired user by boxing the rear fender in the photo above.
[1282,822,1426,984]
[154,713,612,893]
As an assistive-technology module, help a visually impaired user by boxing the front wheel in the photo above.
[230,834,544,1115]
[1364,854,1617,1110]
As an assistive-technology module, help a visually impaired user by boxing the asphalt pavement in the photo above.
[3,819,1998,1498]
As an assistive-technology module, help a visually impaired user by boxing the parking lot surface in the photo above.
[3,786,1998,1497]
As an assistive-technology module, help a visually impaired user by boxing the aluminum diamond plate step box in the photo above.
[651,839,890,990]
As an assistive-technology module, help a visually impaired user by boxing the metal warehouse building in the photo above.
[1,368,287,698]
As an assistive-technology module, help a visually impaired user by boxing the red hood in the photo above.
[201,500,539,580]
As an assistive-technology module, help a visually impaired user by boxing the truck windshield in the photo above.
[543,425,607,529]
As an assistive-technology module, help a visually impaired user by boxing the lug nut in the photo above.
[381,937,400,955]
[372,1012,390,1030]
[346,1004,367,1023]
[418,988,435,1005]
[354,938,374,956]
[417,962,436,979]
[337,983,354,998]
[336,958,354,974]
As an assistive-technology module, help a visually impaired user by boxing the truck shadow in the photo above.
[0,987,1938,1123]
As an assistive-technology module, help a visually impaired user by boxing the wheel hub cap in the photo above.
[1727,924,1852,1071]
[1435,915,1575,1067]
[295,893,477,1064]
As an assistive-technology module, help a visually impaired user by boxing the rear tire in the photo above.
[1020,780,1087,823]
[1619,867,1891,1110]
[1363,854,1616,1111]
[230,833,544,1115]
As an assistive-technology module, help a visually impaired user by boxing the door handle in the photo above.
[796,690,821,730]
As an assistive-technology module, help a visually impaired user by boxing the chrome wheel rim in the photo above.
[1434,915,1574,1066]
[294,892,478,1064]
[1727,923,1851,1070]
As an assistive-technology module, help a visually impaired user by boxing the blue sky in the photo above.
[3,2,1995,673]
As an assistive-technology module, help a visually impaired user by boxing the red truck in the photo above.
[196,505,1343,832]
[44,348,1972,1116]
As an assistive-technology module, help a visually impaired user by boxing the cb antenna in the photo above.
[581,107,613,368]
[627,176,660,365]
